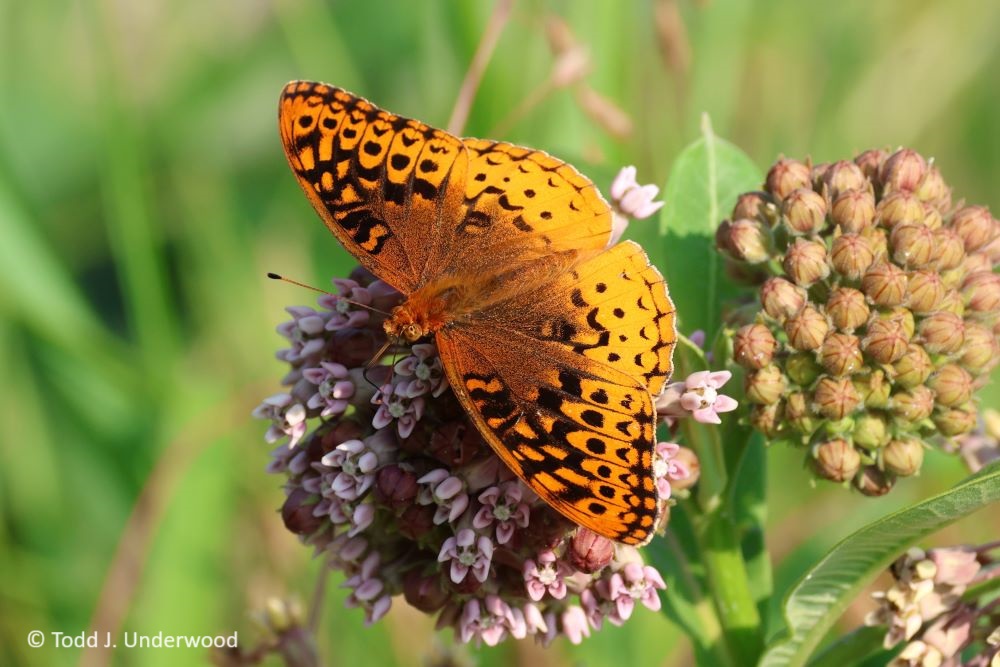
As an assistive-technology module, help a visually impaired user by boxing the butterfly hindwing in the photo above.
[436,242,675,545]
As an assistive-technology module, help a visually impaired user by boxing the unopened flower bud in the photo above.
[962,271,1000,314]
[783,239,830,287]
[906,270,946,314]
[831,189,876,233]
[877,191,925,229]
[959,322,999,373]
[879,148,927,193]
[853,414,890,450]
[853,370,891,409]
[813,439,861,482]
[861,262,907,307]
[733,324,777,370]
[860,226,889,261]
[927,364,974,407]
[785,392,815,435]
[821,160,867,201]
[854,465,894,496]
[883,438,925,477]
[820,332,864,376]
[814,375,861,420]
[922,204,944,230]
[854,149,887,180]
[938,289,966,316]
[915,166,952,212]
[374,464,419,512]
[281,487,323,536]
[750,402,784,438]
[398,504,436,541]
[891,385,935,422]
[932,405,977,436]
[931,228,966,271]
[745,365,786,405]
[830,233,875,280]
[951,206,997,252]
[862,317,909,363]
[826,287,870,331]
[918,311,965,354]
[783,188,827,235]
[568,528,615,573]
[785,352,822,386]
[892,343,933,389]
[761,277,806,320]
[785,305,829,351]
[890,224,934,268]
[928,547,981,586]
[881,306,916,339]
[732,191,773,222]
[718,218,770,263]
[403,569,449,613]
[766,158,812,200]
[962,251,992,276]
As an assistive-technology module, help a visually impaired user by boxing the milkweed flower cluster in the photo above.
[254,261,729,646]
[865,542,1000,666]
[717,147,1000,494]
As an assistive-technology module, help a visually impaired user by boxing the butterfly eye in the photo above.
[403,324,423,342]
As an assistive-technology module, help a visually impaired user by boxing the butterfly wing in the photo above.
[436,241,676,545]
[279,81,467,293]
[278,81,614,292]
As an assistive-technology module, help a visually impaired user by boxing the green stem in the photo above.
[701,508,763,663]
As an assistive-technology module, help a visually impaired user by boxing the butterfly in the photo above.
[278,81,676,545]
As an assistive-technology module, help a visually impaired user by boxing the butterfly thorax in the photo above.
[383,278,474,343]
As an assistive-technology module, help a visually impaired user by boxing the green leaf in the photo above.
[760,461,1000,667]
[656,115,762,338]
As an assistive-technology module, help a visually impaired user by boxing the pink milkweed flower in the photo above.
[342,552,392,626]
[416,469,469,525]
[656,370,739,425]
[473,481,531,544]
[393,343,449,398]
[606,562,666,620]
[303,361,355,417]
[523,550,570,601]
[276,306,328,363]
[371,381,425,438]
[608,166,665,246]
[459,596,516,647]
[653,442,690,500]
[319,279,372,331]
[253,393,308,447]
[560,605,592,645]
[438,529,494,584]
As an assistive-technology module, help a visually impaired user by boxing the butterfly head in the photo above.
[383,304,433,343]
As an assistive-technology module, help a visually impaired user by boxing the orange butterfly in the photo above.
[278,81,676,545]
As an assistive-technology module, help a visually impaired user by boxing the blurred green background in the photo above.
[1,1,998,666]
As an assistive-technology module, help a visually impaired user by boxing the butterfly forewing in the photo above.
[279,81,467,293]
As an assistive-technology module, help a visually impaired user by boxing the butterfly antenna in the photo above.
[266,272,391,316]
[362,339,395,391]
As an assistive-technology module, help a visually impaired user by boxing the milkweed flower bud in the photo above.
[782,188,827,235]
[733,323,777,370]
[831,189,876,232]
[761,277,807,320]
[813,439,860,482]
[784,239,830,287]
[766,158,811,199]
[720,147,1000,490]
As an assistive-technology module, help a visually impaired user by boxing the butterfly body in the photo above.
[279,81,676,545]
